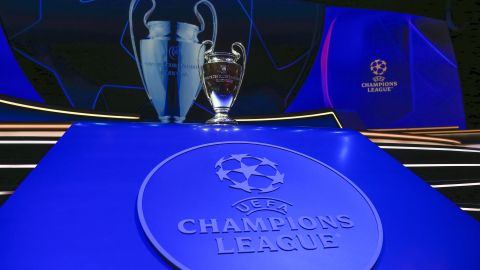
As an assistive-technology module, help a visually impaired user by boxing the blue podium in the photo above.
[0,123,478,269]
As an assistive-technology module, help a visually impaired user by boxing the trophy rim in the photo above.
[146,20,171,27]
[176,22,200,31]
[205,52,239,62]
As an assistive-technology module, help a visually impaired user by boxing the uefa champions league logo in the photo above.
[215,154,284,193]
[361,58,398,92]
[138,142,383,267]
[216,154,291,215]
[370,59,387,82]
[370,59,388,82]
[370,59,387,76]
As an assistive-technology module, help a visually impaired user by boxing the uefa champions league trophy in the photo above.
[199,41,246,124]
[129,0,217,123]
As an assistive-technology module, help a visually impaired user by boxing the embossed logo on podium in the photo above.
[215,154,284,193]
[138,142,383,270]
[216,154,289,215]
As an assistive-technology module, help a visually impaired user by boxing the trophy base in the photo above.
[158,116,171,123]
[206,112,237,125]
[173,116,186,124]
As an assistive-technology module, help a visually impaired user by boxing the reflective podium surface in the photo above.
[0,123,478,269]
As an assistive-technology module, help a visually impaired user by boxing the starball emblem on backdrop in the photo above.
[361,58,399,93]
[370,59,388,81]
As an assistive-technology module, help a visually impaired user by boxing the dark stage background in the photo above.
[0,0,478,127]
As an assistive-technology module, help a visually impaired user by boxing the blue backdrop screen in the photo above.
[288,7,466,129]
[0,2,466,128]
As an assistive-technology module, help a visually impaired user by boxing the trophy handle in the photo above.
[143,0,157,28]
[194,0,217,49]
[231,42,247,90]
[198,40,214,103]
[129,0,151,101]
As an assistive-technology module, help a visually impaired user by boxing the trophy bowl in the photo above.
[199,41,246,124]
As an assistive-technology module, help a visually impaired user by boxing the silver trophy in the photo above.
[129,0,217,122]
[199,41,246,124]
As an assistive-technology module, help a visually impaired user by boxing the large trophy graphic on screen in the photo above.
[199,41,246,124]
[129,0,217,123]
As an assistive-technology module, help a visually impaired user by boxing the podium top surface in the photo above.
[0,123,478,269]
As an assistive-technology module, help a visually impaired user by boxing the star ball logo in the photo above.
[215,154,284,193]
[370,59,387,79]
[361,58,398,93]
[215,154,290,215]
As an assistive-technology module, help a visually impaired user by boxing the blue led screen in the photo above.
[0,0,323,119]
[0,2,466,128]
[288,7,466,129]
